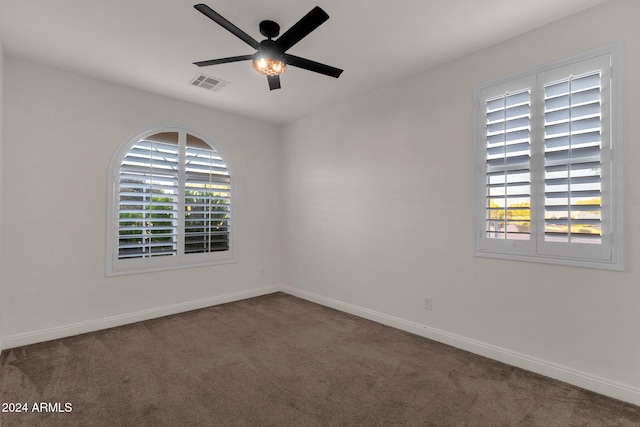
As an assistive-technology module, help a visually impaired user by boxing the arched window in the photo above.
[107,127,233,275]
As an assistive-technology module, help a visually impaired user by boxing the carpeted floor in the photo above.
[1,292,639,426]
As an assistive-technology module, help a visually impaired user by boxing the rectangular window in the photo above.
[475,45,623,270]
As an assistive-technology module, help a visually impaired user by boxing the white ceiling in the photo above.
[0,0,607,124]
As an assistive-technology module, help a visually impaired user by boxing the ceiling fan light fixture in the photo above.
[252,57,286,76]
[193,4,343,89]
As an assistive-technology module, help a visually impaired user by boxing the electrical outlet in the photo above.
[424,296,433,311]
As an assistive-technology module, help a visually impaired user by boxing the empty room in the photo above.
[0,0,639,425]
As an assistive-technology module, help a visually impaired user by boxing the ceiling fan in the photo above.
[192,4,343,90]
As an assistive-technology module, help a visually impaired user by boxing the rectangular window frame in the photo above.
[474,43,624,270]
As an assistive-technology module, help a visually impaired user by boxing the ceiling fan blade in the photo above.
[284,54,343,78]
[193,54,254,67]
[275,6,329,53]
[194,4,260,50]
[267,75,281,90]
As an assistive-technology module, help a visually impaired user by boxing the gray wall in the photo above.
[0,57,282,346]
[281,0,640,403]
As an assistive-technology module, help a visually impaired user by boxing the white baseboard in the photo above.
[3,284,639,406]
[281,286,640,407]
[0,285,282,351]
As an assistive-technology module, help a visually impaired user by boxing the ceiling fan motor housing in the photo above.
[256,40,282,59]
[259,20,280,39]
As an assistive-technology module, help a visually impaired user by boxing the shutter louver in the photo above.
[485,89,531,240]
[544,71,602,244]
[118,137,179,259]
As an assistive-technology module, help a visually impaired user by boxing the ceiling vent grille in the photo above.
[190,73,229,92]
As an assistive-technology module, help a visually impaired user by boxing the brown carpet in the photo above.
[1,292,638,426]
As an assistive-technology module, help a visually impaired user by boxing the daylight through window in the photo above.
[475,46,623,270]
[107,128,233,275]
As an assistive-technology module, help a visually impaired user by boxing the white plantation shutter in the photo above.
[184,136,231,254]
[543,71,602,245]
[108,128,233,275]
[118,135,179,259]
[475,46,622,270]
[485,89,531,241]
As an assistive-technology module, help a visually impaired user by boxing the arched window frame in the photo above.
[106,125,235,276]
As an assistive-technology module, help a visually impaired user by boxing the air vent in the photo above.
[190,73,229,92]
